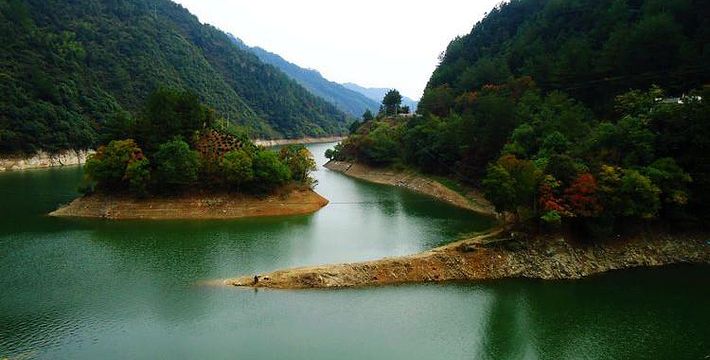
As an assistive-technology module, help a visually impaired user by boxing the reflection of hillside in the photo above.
[0,166,84,236]
[471,267,710,358]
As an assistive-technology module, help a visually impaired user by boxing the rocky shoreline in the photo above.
[0,150,93,172]
[324,160,496,216]
[0,136,345,172]
[224,229,710,289]
[253,136,346,147]
[219,162,709,289]
[50,189,329,220]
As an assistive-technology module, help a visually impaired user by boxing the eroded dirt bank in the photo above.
[254,136,346,147]
[324,161,495,216]
[0,150,93,172]
[50,189,328,220]
[225,230,710,289]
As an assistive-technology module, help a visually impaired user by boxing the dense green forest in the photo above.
[420,0,708,114]
[330,0,710,235]
[84,88,317,196]
[0,0,348,155]
[230,36,380,118]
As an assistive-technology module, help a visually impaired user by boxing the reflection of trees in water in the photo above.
[474,269,710,359]
[0,166,84,236]
[475,282,539,359]
[85,215,316,322]
[345,179,492,230]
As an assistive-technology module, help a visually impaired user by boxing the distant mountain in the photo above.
[230,36,379,118]
[0,0,348,155]
[342,83,419,111]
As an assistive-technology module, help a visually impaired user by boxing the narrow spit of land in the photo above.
[219,161,709,289]
[224,229,709,289]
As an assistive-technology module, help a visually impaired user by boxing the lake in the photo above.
[0,142,707,359]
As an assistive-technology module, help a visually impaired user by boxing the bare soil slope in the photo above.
[50,189,328,220]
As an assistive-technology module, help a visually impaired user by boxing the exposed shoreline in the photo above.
[324,160,496,216]
[253,136,346,147]
[49,189,329,220]
[224,229,710,289]
[0,136,345,172]
[0,150,93,172]
[219,161,709,289]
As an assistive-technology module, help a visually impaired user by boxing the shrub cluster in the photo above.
[84,89,316,196]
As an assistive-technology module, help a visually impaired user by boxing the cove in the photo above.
[0,143,707,359]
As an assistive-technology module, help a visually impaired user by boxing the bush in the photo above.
[153,138,200,189]
[221,149,254,189]
[85,139,146,192]
[251,150,291,192]
[125,157,151,197]
[279,145,316,184]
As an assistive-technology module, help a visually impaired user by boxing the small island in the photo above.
[51,88,328,220]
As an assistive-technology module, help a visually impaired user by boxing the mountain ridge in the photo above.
[0,0,348,155]
[230,35,380,118]
[342,83,419,111]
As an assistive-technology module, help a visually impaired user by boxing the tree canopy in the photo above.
[327,0,710,236]
[84,89,318,197]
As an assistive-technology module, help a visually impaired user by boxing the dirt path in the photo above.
[324,161,495,216]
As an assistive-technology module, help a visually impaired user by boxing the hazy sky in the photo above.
[172,0,500,99]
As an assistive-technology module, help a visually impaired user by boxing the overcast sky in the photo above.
[172,0,500,100]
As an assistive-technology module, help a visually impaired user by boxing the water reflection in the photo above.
[1,144,706,359]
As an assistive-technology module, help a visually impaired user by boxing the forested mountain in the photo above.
[0,0,347,155]
[331,0,710,233]
[230,36,379,118]
[342,83,419,112]
[420,0,708,114]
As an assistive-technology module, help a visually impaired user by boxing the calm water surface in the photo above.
[0,143,707,359]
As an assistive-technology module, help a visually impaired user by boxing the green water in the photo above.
[0,143,707,359]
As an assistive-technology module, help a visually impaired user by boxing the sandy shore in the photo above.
[324,161,495,216]
[50,189,329,220]
[224,229,710,289]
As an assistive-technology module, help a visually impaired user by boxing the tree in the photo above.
[359,122,401,165]
[564,173,603,217]
[221,149,254,189]
[84,139,147,193]
[618,169,661,219]
[252,150,291,192]
[362,110,374,122]
[279,145,316,185]
[125,156,151,197]
[348,120,361,134]
[381,89,402,116]
[153,138,200,189]
[136,88,214,152]
[483,163,516,214]
[483,155,540,219]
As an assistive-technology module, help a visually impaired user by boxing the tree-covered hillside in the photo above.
[420,0,708,115]
[0,0,347,155]
[330,0,710,235]
[230,36,380,118]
